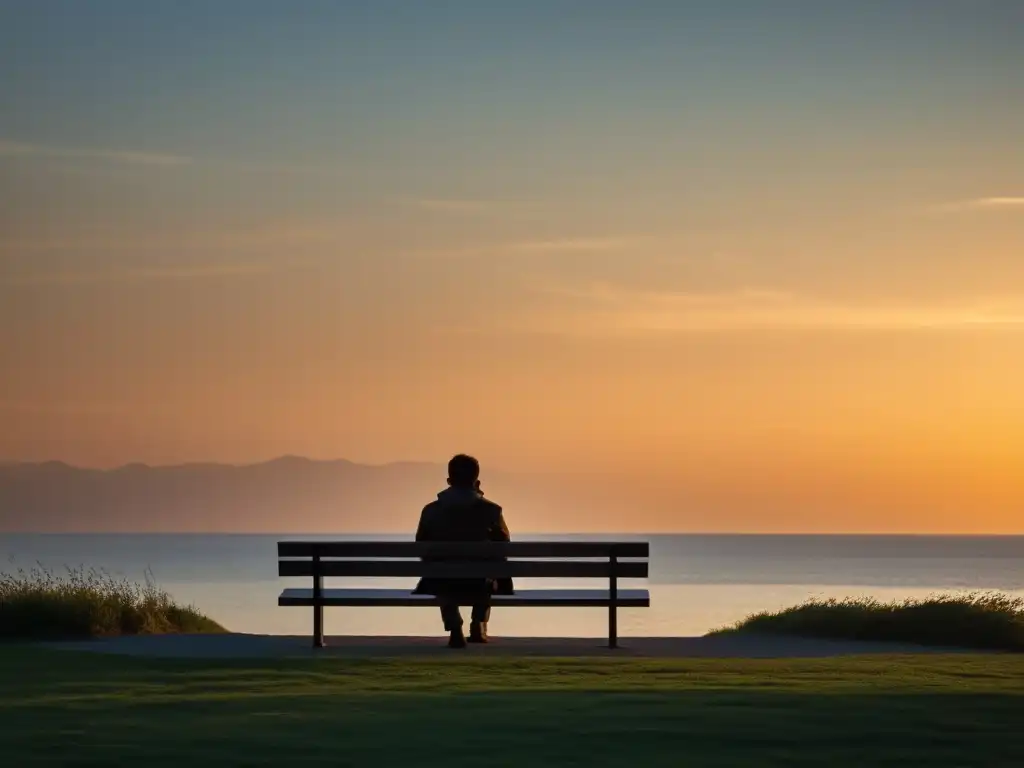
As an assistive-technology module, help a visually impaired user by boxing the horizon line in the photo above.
[3,530,1023,538]
[0,456,440,471]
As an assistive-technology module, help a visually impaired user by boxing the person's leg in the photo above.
[470,604,490,624]
[440,603,466,647]
[440,603,463,630]
[469,603,491,643]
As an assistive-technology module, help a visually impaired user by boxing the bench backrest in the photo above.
[278,541,649,579]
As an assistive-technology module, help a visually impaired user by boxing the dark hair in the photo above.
[447,454,480,487]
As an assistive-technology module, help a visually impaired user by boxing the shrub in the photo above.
[0,564,226,640]
[714,592,1024,651]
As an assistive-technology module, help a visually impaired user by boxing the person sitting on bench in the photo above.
[413,454,512,647]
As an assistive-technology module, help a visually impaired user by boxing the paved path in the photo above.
[41,633,970,659]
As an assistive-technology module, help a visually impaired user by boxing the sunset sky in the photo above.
[2,2,1023,531]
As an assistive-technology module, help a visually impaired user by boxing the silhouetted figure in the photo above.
[414,454,512,647]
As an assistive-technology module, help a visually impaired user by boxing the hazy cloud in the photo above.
[0,139,367,179]
[468,282,1024,335]
[0,138,191,167]
[407,198,550,222]
[3,263,278,286]
[215,159,353,178]
[0,400,136,415]
[933,196,1024,213]
[966,197,1024,208]
[0,221,348,256]
[408,233,665,260]
[505,236,657,253]
[412,198,502,214]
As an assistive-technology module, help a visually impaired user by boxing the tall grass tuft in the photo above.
[0,564,227,640]
[714,592,1024,651]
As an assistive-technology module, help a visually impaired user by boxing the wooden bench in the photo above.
[278,540,650,648]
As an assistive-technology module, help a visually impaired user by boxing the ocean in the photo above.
[3,533,1023,638]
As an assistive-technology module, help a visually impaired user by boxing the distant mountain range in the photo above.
[0,457,634,533]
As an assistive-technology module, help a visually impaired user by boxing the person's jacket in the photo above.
[413,486,513,596]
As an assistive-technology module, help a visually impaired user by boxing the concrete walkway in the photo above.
[41,633,970,659]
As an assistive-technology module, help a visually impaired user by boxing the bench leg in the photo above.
[313,604,325,648]
[608,554,619,649]
[311,563,325,648]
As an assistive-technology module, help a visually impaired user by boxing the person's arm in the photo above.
[415,506,432,542]
[490,506,514,594]
[490,507,511,542]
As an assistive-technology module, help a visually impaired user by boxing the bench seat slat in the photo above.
[278,587,650,608]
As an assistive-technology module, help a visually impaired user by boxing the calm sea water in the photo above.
[3,533,1023,638]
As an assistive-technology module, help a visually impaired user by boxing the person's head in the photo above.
[447,454,481,490]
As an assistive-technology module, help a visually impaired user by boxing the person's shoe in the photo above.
[448,627,467,648]
[468,622,489,644]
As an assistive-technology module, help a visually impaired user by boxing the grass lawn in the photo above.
[2,648,1023,767]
